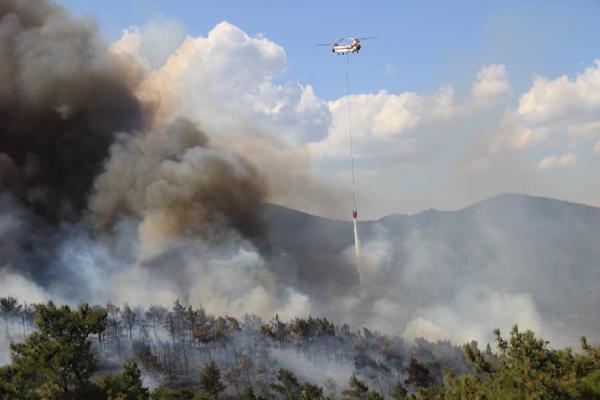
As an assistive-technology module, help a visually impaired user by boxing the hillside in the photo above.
[263,193,600,344]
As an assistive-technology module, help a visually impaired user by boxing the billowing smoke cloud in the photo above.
[90,118,267,260]
[0,0,143,222]
[0,0,311,325]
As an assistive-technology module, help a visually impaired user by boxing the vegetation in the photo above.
[435,327,600,400]
[0,297,598,399]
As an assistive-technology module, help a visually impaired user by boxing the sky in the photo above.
[57,0,600,219]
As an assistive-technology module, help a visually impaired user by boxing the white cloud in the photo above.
[594,141,600,155]
[536,153,578,170]
[518,60,600,123]
[488,61,600,158]
[568,120,600,138]
[115,21,331,146]
[511,127,550,150]
[471,64,512,105]
[310,64,510,165]
[488,110,554,154]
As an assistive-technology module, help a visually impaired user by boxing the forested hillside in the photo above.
[1,301,599,399]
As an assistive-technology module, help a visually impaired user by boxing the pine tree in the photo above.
[299,382,324,400]
[199,360,226,399]
[342,375,383,400]
[405,357,430,388]
[0,296,18,337]
[270,369,301,400]
[3,302,107,398]
[390,382,408,400]
[99,361,150,400]
[341,375,369,400]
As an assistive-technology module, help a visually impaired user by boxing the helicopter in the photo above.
[316,37,377,54]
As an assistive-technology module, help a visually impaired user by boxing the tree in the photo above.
[98,361,150,400]
[0,296,18,337]
[3,302,107,399]
[133,341,162,373]
[235,387,259,400]
[106,302,124,358]
[122,304,138,342]
[405,358,431,388]
[299,383,324,400]
[270,369,301,400]
[145,305,167,343]
[199,360,226,399]
[342,375,369,400]
[224,356,252,395]
[390,382,408,400]
[151,387,195,400]
[342,375,383,400]
[440,326,600,400]
[0,364,18,399]
[260,315,289,343]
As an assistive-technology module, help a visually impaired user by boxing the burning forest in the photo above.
[1,0,600,398]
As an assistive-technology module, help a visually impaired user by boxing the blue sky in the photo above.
[59,0,600,100]
[54,0,600,218]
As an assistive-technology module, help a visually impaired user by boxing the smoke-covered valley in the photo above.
[1,0,599,383]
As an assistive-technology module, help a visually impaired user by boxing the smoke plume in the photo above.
[0,0,296,318]
[0,0,143,222]
[90,118,267,260]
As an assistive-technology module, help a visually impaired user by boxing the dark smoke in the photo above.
[0,0,268,307]
[90,118,268,252]
[0,0,143,222]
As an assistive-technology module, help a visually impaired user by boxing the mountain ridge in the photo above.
[266,192,600,225]
[262,192,600,345]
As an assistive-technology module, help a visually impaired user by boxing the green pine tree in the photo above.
[2,302,107,399]
[199,361,226,399]
[342,375,383,400]
[99,361,150,400]
[390,382,408,400]
[270,369,301,400]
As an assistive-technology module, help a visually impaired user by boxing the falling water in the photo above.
[353,218,360,258]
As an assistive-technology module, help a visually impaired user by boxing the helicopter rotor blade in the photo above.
[358,36,378,40]
[315,43,334,46]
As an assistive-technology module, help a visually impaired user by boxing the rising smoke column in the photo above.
[0,0,275,309]
[0,0,143,223]
[89,118,268,261]
[85,117,312,317]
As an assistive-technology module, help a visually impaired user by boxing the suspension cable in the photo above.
[346,53,357,215]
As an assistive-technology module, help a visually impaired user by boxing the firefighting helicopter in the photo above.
[315,36,376,222]
[316,37,377,54]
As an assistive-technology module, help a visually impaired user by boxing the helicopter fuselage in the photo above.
[332,40,361,54]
